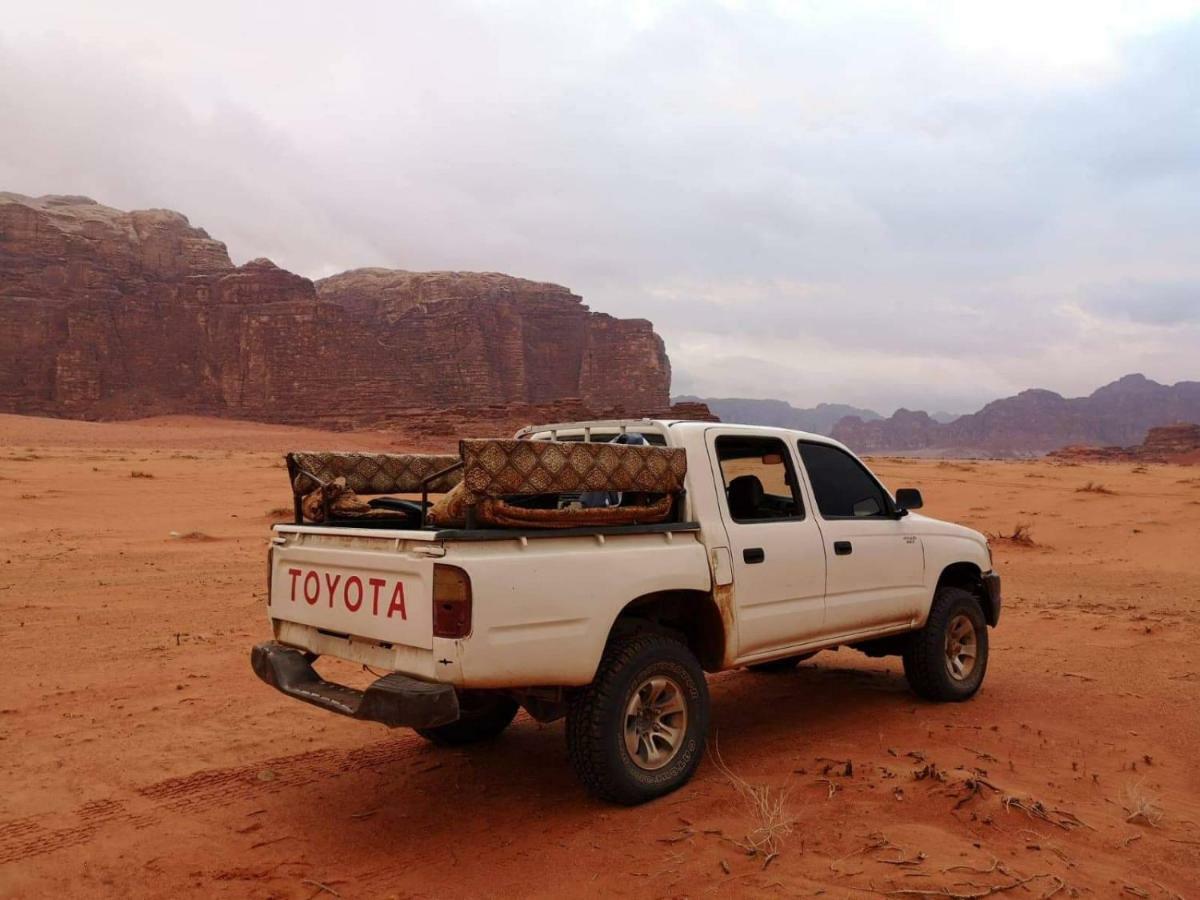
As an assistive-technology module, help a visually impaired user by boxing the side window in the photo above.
[715,435,804,523]
[798,442,890,519]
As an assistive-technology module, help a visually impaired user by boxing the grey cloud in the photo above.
[1085,281,1200,325]
[1,2,1198,413]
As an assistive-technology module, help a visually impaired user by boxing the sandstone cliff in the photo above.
[832,375,1200,456]
[1047,423,1200,464]
[0,193,678,428]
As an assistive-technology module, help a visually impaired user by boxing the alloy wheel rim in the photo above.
[623,675,688,771]
[944,614,978,681]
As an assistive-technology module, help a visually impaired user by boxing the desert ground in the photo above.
[1,414,1197,899]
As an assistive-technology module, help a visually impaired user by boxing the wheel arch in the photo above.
[608,589,727,673]
[936,561,997,626]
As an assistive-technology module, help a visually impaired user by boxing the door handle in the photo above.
[743,547,765,564]
[833,541,853,556]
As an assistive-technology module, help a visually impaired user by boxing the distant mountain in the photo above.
[831,374,1200,456]
[673,396,881,435]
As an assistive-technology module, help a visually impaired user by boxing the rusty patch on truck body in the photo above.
[712,582,738,668]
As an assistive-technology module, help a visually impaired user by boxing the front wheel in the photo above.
[566,632,709,805]
[903,586,989,701]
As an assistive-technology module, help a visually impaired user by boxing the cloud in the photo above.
[1084,281,1200,325]
[1,1,1198,413]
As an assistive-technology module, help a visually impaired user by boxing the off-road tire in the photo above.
[903,586,989,702]
[566,632,709,805]
[747,651,817,673]
[415,692,519,746]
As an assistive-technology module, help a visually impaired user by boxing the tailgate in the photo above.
[269,530,436,649]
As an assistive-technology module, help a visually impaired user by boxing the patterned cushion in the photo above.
[300,477,401,523]
[458,439,686,498]
[475,494,674,529]
[426,482,472,527]
[288,451,461,497]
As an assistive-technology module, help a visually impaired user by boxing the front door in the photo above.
[796,441,925,634]
[707,430,828,657]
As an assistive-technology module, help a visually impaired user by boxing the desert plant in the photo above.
[709,741,793,867]
[1076,481,1115,494]
[169,531,216,541]
[1122,781,1164,827]
[986,523,1036,546]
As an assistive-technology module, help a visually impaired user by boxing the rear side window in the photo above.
[798,442,890,519]
[715,435,804,522]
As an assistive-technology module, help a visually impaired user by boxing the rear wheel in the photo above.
[903,586,989,701]
[415,692,519,746]
[567,631,709,805]
[747,651,817,673]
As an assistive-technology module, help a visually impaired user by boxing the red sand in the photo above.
[1,415,1197,897]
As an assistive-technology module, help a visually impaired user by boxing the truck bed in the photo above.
[267,516,711,688]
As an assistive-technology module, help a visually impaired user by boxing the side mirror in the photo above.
[895,488,923,511]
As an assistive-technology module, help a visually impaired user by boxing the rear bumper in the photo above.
[251,641,459,729]
[982,572,1002,626]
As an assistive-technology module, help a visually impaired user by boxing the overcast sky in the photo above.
[2,1,1198,414]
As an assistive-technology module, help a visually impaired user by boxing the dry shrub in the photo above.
[987,523,1036,547]
[937,461,976,472]
[130,470,155,479]
[1076,481,1115,495]
[171,531,216,542]
[710,742,793,867]
[1122,781,1164,827]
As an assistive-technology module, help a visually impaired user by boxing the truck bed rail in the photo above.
[430,520,701,541]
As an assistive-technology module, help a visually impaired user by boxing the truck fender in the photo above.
[603,589,728,674]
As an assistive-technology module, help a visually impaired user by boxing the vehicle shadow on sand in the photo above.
[251,653,988,863]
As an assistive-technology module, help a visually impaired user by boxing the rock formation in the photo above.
[832,375,1200,456]
[1047,423,1200,464]
[0,193,692,429]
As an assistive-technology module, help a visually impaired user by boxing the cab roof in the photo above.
[515,418,848,451]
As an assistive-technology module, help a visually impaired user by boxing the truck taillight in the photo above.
[432,564,472,639]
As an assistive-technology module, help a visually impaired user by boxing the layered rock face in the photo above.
[832,375,1200,456]
[0,194,677,427]
[1048,423,1200,464]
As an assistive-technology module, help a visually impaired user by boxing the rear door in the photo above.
[796,441,925,634]
[706,430,827,657]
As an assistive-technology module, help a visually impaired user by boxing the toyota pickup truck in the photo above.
[252,419,1000,804]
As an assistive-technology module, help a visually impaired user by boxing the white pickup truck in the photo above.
[253,419,1000,804]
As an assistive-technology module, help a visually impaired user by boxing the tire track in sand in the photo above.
[0,733,426,865]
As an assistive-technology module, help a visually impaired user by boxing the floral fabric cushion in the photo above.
[458,439,686,498]
[288,451,461,497]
